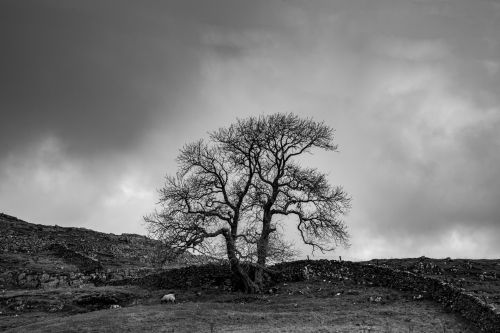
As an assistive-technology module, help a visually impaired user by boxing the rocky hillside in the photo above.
[0,213,202,289]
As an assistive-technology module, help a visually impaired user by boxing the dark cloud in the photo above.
[0,0,202,157]
[1,0,499,259]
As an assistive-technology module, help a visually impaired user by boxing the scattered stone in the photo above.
[268,287,279,294]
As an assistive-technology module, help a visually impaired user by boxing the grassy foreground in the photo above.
[1,280,478,333]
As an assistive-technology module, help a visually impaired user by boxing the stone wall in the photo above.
[0,267,160,290]
[2,270,103,289]
[109,263,233,290]
[269,260,500,333]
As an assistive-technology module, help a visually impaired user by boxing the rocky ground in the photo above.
[0,213,208,290]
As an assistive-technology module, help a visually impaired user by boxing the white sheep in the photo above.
[161,293,176,303]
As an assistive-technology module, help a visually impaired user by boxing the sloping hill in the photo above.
[1,213,160,268]
[0,213,201,289]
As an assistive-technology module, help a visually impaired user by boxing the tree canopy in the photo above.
[145,113,351,292]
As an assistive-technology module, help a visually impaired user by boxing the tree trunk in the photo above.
[225,231,260,293]
[255,181,280,288]
[229,259,259,293]
[254,211,272,287]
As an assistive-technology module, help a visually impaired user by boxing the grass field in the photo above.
[1,280,479,332]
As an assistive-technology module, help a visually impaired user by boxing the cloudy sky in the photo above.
[1,0,499,260]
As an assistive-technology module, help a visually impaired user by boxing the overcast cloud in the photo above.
[1,0,499,260]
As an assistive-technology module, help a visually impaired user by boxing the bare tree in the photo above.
[145,131,260,292]
[145,113,351,292]
[216,114,351,286]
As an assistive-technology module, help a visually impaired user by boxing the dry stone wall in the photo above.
[3,270,107,289]
[1,266,159,290]
[109,263,233,290]
[271,260,500,333]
